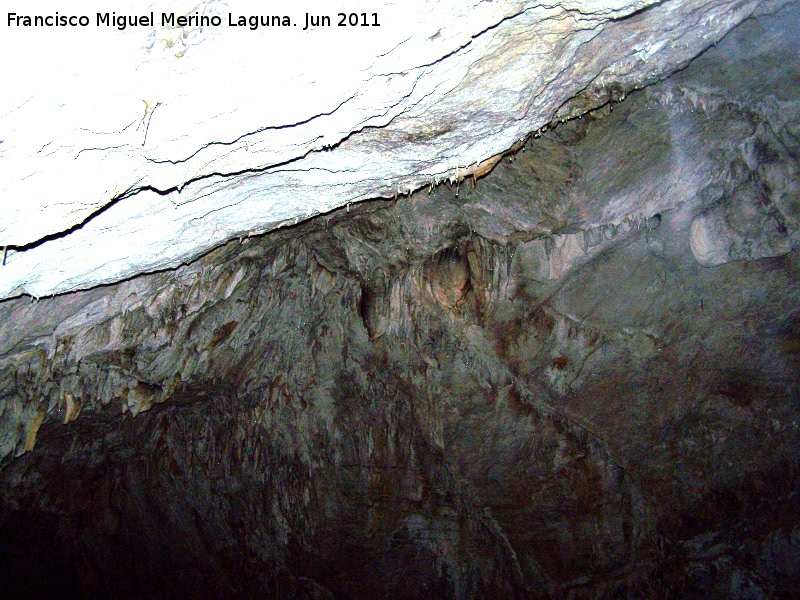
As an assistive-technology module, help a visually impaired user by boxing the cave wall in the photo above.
[1,2,799,599]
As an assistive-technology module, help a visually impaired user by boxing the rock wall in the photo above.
[0,3,799,598]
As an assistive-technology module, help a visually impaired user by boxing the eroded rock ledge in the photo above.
[0,4,799,599]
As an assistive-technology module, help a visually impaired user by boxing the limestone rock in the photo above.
[690,198,794,266]
[0,0,788,299]
[0,4,799,599]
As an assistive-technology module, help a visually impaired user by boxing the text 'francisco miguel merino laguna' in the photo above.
[7,12,381,31]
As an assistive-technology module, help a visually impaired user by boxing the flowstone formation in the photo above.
[0,0,790,298]
[1,3,799,599]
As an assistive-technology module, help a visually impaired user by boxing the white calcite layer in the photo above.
[0,0,782,298]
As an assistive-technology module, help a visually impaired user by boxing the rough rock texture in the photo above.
[0,0,790,299]
[1,3,800,599]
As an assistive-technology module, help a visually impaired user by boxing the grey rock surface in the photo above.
[1,3,799,598]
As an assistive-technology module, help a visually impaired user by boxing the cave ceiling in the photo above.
[1,0,790,298]
[1,1,800,599]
